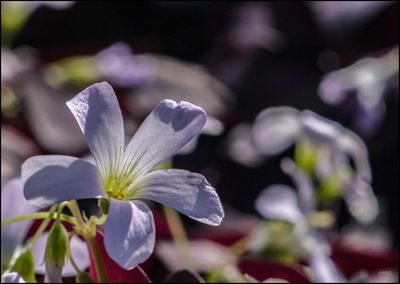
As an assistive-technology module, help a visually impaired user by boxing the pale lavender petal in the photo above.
[95,42,155,87]
[1,178,37,266]
[255,185,306,226]
[251,107,300,155]
[336,129,372,182]
[104,200,155,270]
[1,272,26,283]
[22,75,87,154]
[303,234,346,283]
[177,116,224,155]
[299,110,341,144]
[225,123,264,167]
[125,55,235,118]
[32,233,90,276]
[309,253,346,283]
[123,100,206,178]
[157,240,235,272]
[133,169,223,226]
[66,82,125,179]
[343,176,378,224]
[22,155,105,208]
[280,158,315,214]
[308,1,392,32]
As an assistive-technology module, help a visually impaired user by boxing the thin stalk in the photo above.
[67,200,107,283]
[1,212,76,226]
[162,205,193,269]
[68,233,82,274]
[26,205,57,250]
[85,235,108,283]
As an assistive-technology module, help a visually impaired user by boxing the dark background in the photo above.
[9,1,399,246]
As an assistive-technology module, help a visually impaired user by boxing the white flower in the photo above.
[22,82,224,269]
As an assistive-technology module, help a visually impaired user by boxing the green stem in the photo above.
[85,235,108,283]
[68,233,82,274]
[67,200,107,283]
[67,200,86,229]
[162,205,193,269]
[26,205,57,250]
[1,212,76,226]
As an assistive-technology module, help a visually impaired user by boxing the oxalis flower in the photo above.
[255,158,345,283]
[250,106,378,224]
[21,82,224,269]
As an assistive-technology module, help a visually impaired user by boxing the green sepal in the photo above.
[45,219,69,269]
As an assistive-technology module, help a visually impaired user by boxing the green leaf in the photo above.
[11,249,36,283]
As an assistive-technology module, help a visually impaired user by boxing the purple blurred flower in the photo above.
[1,179,37,267]
[1,178,89,281]
[308,1,393,37]
[255,159,345,283]
[318,48,399,136]
[1,125,38,183]
[251,107,378,223]
[95,42,156,88]
[22,82,224,269]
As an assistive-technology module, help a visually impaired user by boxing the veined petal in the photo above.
[1,178,37,267]
[251,107,300,155]
[123,100,206,178]
[255,185,306,226]
[104,200,155,270]
[22,155,105,208]
[133,169,224,226]
[66,82,125,179]
[32,233,90,277]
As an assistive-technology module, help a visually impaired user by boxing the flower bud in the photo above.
[10,249,35,283]
[44,220,69,282]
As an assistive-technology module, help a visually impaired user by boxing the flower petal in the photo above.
[22,155,105,208]
[1,178,37,267]
[104,200,155,270]
[32,233,90,277]
[251,107,300,155]
[134,169,224,226]
[343,176,378,224]
[280,158,315,214]
[336,129,372,182]
[22,75,88,154]
[309,252,346,283]
[299,110,341,144]
[123,100,206,177]
[66,82,125,179]
[255,185,306,226]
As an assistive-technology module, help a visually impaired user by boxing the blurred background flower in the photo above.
[1,1,398,283]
